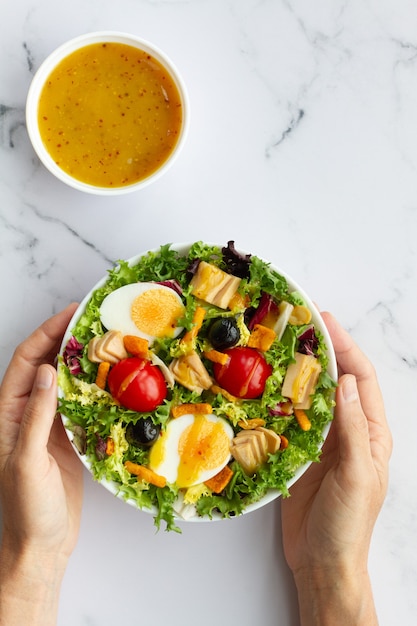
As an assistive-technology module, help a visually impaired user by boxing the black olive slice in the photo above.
[208,317,240,351]
[126,418,160,448]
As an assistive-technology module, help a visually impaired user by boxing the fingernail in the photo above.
[36,365,54,390]
[342,375,359,402]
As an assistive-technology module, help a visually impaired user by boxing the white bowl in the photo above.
[58,243,337,528]
[26,32,189,195]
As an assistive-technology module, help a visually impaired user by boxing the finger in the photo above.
[0,303,78,417]
[334,374,372,465]
[49,416,84,518]
[322,312,392,471]
[321,312,386,427]
[14,364,58,465]
[321,311,372,377]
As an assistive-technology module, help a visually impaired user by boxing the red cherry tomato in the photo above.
[213,347,272,399]
[107,357,167,412]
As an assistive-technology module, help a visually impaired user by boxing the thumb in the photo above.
[15,364,58,462]
[335,374,371,465]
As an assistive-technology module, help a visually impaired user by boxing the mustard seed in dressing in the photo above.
[38,42,183,187]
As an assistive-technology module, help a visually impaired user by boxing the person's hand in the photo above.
[0,304,83,625]
[281,312,392,625]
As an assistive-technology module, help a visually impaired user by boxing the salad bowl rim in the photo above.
[58,241,337,523]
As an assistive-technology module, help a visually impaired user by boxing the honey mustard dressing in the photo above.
[38,42,183,187]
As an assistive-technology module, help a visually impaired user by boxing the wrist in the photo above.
[0,538,68,626]
[293,563,378,626]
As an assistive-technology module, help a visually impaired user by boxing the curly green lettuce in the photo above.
[58,242,336,531]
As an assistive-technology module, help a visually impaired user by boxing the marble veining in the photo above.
[0,104,26,149]
[1,1,416,625]
[266,108,305,156]
[27,203,116,267]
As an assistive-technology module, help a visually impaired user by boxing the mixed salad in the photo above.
[58,241,336,531]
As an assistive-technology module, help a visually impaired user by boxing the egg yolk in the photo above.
[150,415,231,489]
[176,415,230,488]
[130,288,185,338]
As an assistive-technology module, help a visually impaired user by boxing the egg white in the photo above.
[99,282,184,344]
[148,413,234,487]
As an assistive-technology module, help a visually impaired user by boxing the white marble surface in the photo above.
[1,1,416,624]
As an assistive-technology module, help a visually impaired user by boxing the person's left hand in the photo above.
[0,303,83,565]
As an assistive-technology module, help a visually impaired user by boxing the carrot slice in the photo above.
[123,335,149,357]
[124,461,167,488]
[203,349,230,365]
[247,324,276,351]
[181,306,206,345]
[237,418,266,430]
[95,361,111,389]
[204,465,233,493]
[171,402,212,419]
[280,435,289,449]
[211,384,238,403]
[105,437,115,456]
[294,409,312,431]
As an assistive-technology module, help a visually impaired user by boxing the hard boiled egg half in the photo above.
[99,282,185,344]
[149,413,234,488]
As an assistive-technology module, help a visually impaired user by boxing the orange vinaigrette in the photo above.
[37,42,183,187]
